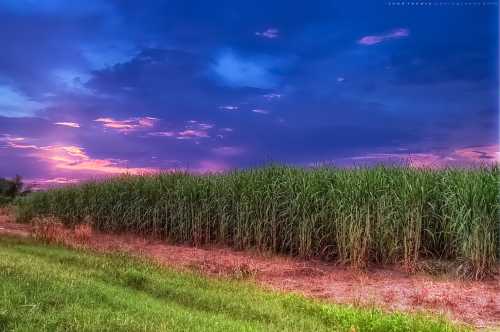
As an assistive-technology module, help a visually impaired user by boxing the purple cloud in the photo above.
[54,122,80,128]
[147,120,215,140]
[345,144,499,168]
[176,129,209,139]
[358,28,409,46]
[255,28,279,39]
[263,93,283,100]
[147,131,176,137]
[219,105,240,111]
[251,109,270,115]
[94,117,159,133]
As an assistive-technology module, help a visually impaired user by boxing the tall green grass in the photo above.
[15,165,499,279]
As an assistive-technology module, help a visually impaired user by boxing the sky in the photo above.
[0,0,498,186]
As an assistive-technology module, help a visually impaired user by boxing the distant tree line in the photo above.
[0,175,31,205]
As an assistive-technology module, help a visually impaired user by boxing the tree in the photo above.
[0,175,31,205]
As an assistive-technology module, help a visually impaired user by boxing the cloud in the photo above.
[176,129,209,139]
[94,117,158,133]
[358,28,409,46]
[2,135,154,175]
[54,122,80,128]
[255,28,279,39]
[0,85,47,117]
[219,105,240,111]
[0,134,39,150]
[81,42,136,70]
[147,120,214,140]
[187,120,214,130]
[251,109,270,115]
[147,131,176,137]
[347,144,499,168]
[211,50,279,89]
[453,145,500,162]
[263,93,282,100]
[1,133,232,183]
[52,69,93,94]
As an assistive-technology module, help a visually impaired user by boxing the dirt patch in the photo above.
[31,217,93,246]
[0,214,498,329]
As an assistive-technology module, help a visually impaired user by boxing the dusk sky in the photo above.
[0,1,498,185]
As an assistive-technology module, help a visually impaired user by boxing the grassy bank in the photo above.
[0,236,467,332]
[15,165,499,279]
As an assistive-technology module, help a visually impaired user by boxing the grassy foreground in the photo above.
[15,165,499,278]
[0,236,466,332]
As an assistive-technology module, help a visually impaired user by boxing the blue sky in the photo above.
[0,0,498,184]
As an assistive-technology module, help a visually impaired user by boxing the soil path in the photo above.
[0,212,498,330]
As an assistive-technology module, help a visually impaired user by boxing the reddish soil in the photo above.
[1,211,499,330]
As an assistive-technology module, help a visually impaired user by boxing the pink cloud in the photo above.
[255,28,279,39]
[54,158,153,174]
[30,177,80,185]
[177,129,209,139]
[348,144,499,168]
[358,36,384,46]
[54,122,80,128]
[358,28,410,46]
[453,145,500,162]
[4,136,154,176]
[94,116,158,133]
[0,135,39,149]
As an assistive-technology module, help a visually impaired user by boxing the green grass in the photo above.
[0,236,467,332]
[14,165,499,279]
